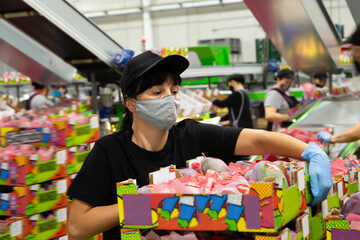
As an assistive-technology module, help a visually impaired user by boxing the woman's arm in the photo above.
[67,199,119,240]
[330,121,360,143]
[234,128,332,206]
[234,128,307,157]
[265,106,289,123]
[213,92,241,108]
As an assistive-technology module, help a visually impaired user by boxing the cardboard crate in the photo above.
[0,115,99,148]
[308,207,326,240]
[117,165,309,233]
[65,115,99,147]
[0,149,67,186]
[326,218,360,240]
[0,178,67,216]
[66,142,94,175]
[0,126,58,148]
[0,217,24,240]
[25,207,67,240]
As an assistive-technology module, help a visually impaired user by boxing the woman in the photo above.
[264,69,299,132]
[212,74,253,129]
[67,51,331,240]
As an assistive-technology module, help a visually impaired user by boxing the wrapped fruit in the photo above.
[251,161,289,187]
[201,157,229,174]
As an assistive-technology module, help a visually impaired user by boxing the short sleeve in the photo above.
[67,142,113,207]
[264,91,283,109]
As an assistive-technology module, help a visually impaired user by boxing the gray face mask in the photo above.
[135,95,180,130]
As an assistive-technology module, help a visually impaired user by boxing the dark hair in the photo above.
[120,66,182,131]
[276,69,295,80]
[32,81,46,90]
[227,74,245,85]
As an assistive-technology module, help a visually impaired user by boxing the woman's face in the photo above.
[136,76,180,101]
[278,78,293,91]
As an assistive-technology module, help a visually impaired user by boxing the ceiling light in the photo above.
[107,8,142,16]
[148,4,181,11]
[182,0,220,8]
[84,11,106,18]
[222,0,243,4]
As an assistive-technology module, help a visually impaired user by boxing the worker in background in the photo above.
[211,74,253,128]
[52,85,68,103]
[26,81,53,110]
[264,69,299,132]
[313,72,328,88]
[67,51,331,239]
[318,25,360,144]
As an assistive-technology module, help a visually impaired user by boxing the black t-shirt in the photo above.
[67,119,242,239]
[213,90,253,128]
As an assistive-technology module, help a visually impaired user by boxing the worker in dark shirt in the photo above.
[212,74,253,128]
[67,51,332,240]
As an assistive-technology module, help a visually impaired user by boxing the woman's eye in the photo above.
[172,90,178,94]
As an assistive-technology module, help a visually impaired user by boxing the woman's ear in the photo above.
[126,99,136,113]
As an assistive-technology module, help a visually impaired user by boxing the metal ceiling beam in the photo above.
[22,0,123,72]
[346,0,360,26]
[0,19,76,85]
[244,0,341,72]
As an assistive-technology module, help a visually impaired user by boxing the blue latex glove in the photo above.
[317,131,332,143]
[301,143,332,206]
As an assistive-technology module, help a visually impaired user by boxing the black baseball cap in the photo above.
[120,51,189,94]
[314,72,328,80]
[276,69,295,79]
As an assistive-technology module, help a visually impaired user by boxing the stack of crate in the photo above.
[0,112,100,239]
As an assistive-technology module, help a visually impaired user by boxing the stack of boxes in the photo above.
[117,157,360,240]
[0,111,100,239]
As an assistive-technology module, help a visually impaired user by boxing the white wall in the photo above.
[67,0,359,63]
[93,4,266,62]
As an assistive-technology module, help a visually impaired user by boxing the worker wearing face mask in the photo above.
[52,85,68,104]
[264,69,299,131]
[67,51,331,240]
[313,72,328,89]
[211,74,253,128]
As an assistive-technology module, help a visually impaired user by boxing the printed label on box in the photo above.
[30,215,38,221]
[39,161,56,173]
[2,194,9,201]
[42,128,50,134]
[297,169,305,191]
[302,214,309,237]
[57,180,67,194]
[57,208,67,222]
[57,150,66,164]
[59,235,68,240]
[337,181,344,198]
[90,142,95,150]
[281,231,289,240]
[322,199,328,219]
[344,175,349,182]
[1,163,9,170]
[10,220,22,237]
[91,116,99,129]
[31,154,38,161]
[30,185,39,191]
[350,168,355,181]
[152,168,176,185]
[39,190,57,203]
